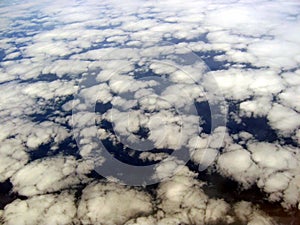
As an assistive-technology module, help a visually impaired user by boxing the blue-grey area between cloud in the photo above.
[0,0,300,224]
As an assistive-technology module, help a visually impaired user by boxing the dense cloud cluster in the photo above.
[2,192,77,225]
[0,0,299,224]
[0,168,277,225]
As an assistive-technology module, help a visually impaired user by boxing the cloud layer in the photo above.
[0,0,299,224]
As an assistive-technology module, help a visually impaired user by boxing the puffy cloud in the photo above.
[77,182,153,225]
[2,192,76,225]
[11,157,91,196]
[189,127,229,169]
[217,148,259,188]
[267,103,300,135]
[42,60,90,78]
[0,139,28,182]
[216,141,300,208]
[234,201,275,225]
[25,121,69,149]
[247,39,300,70]
[0,0,299,223]
[204,68,284,101]
[205,4,277,35]
[248,142,298,171]
[263,172,290,193]
[154,166,233,225]
[278,86,300,112]
[132,166,276,225]
[239,96,272,117]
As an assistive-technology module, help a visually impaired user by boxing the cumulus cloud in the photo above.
[267,103,300,135]
[217,148,259,188]
[234,201,276,225]
[77,182,153,225]
[0,139,28,182]
[127,166,276,225]
[2,192,76,225]
[216,141,300,208]
[0,0,299,223]
[11,156,91,196]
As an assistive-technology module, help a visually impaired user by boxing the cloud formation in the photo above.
[0,0,299,224]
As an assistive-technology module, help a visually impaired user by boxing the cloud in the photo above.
[234,201,275,225]
[1,192,76,225]
[127,166,275,225]
[77,181,153,225]
[267,103,300,135]
[0,0,299,223]
[217,148,259,188]
[239,96,272,117]
[0,139,28,182]
[11,156,91,196]
[216,141,300,208]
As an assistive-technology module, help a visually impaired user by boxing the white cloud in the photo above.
[248,142,298,171]
[264,172,290,193]
[278,86,300,112]
[239,96,272,117]
[204,68,285,101]
[217,148,259,188]
[11,156,91,196]
[234,201,275,225]
[2,192,76,225]
[247,39,300,70]
[0,0,299,223]
[42,60,90,78]
[155,166,230,224]
[77,182,153,225]
[0,139,28,182]
[267,103,300,135]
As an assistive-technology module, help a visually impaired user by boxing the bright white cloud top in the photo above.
[0,0,300,224]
